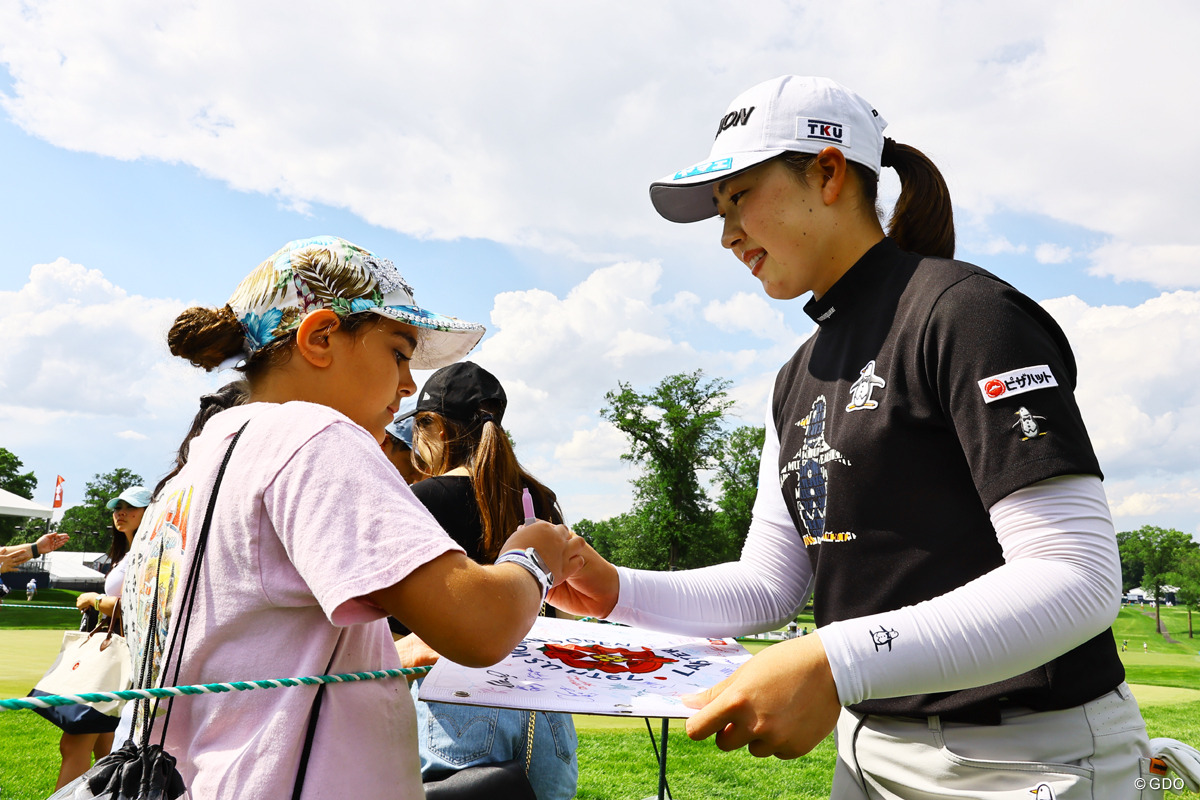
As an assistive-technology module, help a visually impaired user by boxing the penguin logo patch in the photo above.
[1012,407,1048,441]
[870,626,899,652]
[846,360,886,413]
[1029,784,1055,799]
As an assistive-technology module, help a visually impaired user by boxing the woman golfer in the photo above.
[551,76,1161,799]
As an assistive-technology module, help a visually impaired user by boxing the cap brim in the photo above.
[370,305,486,370]
[649,149,787,223]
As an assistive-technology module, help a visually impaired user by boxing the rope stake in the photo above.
[0,666,431,712]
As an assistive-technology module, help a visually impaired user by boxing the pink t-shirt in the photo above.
[122,401,463,799]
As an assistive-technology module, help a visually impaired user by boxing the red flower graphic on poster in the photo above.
[538,643,680,674]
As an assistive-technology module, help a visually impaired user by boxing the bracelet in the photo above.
[29,542,39,558]
[93,595,103,611]
[495,548,551,603]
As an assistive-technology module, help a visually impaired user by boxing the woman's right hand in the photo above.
[497,521,587,587]
[547,539,619,619]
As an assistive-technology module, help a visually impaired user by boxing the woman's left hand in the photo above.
[75,592,100,612]
[396,633,441,680]
[682,632,842,759]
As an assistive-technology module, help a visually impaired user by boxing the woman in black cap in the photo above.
[403,360,578,800]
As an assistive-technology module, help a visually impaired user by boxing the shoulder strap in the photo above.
[150,421,250,746]
[292,630,343,800]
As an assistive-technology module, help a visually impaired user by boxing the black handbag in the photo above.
[422,710,537,800]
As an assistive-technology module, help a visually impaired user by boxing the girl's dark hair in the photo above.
[152,379,250,500]
[106,525,130,563]
[412,406,563,564]
[166,305,379,382]
[780,143,955,259]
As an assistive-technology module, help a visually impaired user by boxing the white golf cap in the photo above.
[649,76,888,223]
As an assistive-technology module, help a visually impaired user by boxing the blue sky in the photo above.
[2,1,1198,539]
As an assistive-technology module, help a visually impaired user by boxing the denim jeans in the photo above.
[411,677,578,800]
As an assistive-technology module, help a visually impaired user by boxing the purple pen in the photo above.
[521,487,537,525]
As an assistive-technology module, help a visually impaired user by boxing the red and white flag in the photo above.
[52,475,65,508]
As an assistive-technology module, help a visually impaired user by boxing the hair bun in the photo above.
[168,305,245,371]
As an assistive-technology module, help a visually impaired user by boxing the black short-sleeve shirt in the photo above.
[772,237,1122,722]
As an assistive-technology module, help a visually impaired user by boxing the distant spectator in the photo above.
[26,577,36,601]
[55,486,151,790]
[382,410,421,485]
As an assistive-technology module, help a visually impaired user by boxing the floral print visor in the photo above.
[227,235,485,370]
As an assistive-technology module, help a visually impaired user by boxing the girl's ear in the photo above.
[814,146,849,206]
[295,309,341,368]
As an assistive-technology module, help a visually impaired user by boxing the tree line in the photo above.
[4,369,1200,639]
[574,370,764,572]
[1117,525,1200,638]
[0,447,142,551]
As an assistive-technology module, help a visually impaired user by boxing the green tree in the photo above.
[0,447,39,547]
[57,468,144,551]
[601,371,734,571]
[574,513,661,571]
[1169,548,1200,639]
[1116,530,1145,593]
[1120,525,1198,634]
[709,425,766,564]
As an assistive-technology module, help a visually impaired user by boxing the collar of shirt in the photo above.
[803,237,900,326]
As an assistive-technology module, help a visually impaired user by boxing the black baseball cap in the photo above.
[416,361,507,425]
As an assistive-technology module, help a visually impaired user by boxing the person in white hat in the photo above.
[551,77,1168,799]
[50,486,153,789]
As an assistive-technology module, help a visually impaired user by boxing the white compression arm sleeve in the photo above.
[606,403,814,636]
[819,474,1120,705]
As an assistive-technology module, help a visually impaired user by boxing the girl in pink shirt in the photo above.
[121,235,583,799]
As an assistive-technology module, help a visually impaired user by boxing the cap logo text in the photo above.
[673,157,733,181]
[715,106,755,139]
[977,365,1058,404]
[800,118,844,144]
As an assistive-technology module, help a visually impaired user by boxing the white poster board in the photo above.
[418,617,751,718]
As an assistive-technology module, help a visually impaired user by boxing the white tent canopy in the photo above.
[44,551,107,584]
[0,487,52,520]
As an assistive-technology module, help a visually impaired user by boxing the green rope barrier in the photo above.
[0,604,83,611]
[0,665,432,712]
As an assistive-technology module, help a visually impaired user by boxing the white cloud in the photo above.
[1034,243,1072,264]
[972,236,1029,257]
[1086,242,1200,289]
[0,259,226,500]
[703,292,798,344]
[1043,290,1200,480]
[1103,475,1200,540]
[2,0,1199,268]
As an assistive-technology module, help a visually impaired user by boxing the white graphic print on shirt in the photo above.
[779,396,854,547]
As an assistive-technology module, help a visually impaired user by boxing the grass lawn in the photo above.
[2,616,1198,799]
[0,588,86,630]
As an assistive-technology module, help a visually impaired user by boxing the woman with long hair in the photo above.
[403,360,577,800]
[58,486,150,789]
